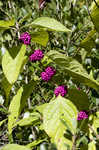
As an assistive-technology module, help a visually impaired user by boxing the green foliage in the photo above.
[14,112,40,127]
[31,31,49,47]
[0,119,7,127]
[47,50,99,91]
[1,144,31,150]
[91,0,99,32]
[88,141,96,150]
[0,0,99,149]
[24,17,71,32]
[8,87,23,134]
[80,30,96,52]
[2,45,26,84]
[68,89,89,111]
[43,95,78,149]
[0,19,15,30]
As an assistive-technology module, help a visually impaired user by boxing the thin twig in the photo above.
[72,134,77,150]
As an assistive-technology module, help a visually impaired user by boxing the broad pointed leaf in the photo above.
[43,95,78,150]
[23,17,71,32]
[47,51,99,91]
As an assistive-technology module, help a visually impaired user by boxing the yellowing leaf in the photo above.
[2,45,26,84]
[43,95,78,150]
[8,87,23,134]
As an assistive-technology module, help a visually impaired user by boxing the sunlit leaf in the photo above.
[47,51,99,91]
[2,45,26,84]
[0,19,15,29]
[43,95,78,150]
[23,17,71,32]
[8,87,23,134]
[88,141,96,150]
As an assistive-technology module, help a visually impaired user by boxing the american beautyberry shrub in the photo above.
[77,110,88,120]
[41,66,56,82]
[54,85,67,97]
[29,49,44,61]
[19,32,31,45]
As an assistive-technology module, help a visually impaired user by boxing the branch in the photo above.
[72,134,77,150]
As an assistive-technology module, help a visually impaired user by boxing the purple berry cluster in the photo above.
[19,32,31,45]
[77,110,88,120]
[29,49,44,61]
[54,85,67,97]
[41,66,56,82]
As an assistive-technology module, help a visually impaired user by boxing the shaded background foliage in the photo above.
[0,0,99,150]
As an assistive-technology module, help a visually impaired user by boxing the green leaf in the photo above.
[20,80,37,112]
[91,0,99,32]
[14,117,39,127]
[2,45,26,84]
[0,119,7,127]
[23,17,71,32]
[1,144,31,150]
[92,112,99,134]
[0,19,15,29]
[26,139,46,148]
[68,89,89,111]
[80,30,96,52]
[35,103,48,114]
[88,141,96,150]
[8,87,23,134]
[14,112,40,127]
[31,31,49,47]
[2,77,12,105]
[47,51,99,91]
[43,95,78,150]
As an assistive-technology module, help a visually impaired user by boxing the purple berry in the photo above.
[29,49,44,62]
[77,111,88,120]
[54,85,67,97]
[34,49,44,61]
[45,67,56,77]
[41,72,51,82]
[19,32,31,45]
